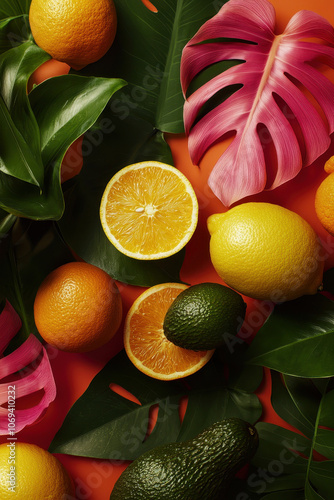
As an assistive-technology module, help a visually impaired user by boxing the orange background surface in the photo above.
[2,0,334,498]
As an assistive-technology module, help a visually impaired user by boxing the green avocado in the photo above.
[110,418,259,499]
[163,282,247,350]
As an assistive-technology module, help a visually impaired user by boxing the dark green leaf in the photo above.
[49,350,187,460]
[318,389,334,428]
[309,460,334,499]
[0,15,31,53]
[0,95,42,185]
[78,0,221,133]
[252,423,310,474]
[260,491,305,500]
[0,42,49,186]
[58,112,185,286]
[177,353,262,442]
[0,0,31,20]
[248,472,305,495]
[314,429,334,459]
[305,480,325,500]
[29,74,126,169]
[49,350,261,460]
[271,372,323,439]
[245,294,334,377]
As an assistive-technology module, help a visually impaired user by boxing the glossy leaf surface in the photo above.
[49,350,262,459]
[250,375,334,498]
[245,293,334,377]
[78,0,221,133]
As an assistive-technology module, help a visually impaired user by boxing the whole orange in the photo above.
[315,156,334,237]
[34,261,122,352]
[29,0,117,70]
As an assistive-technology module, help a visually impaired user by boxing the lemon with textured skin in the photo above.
[208,203,324,302]
[0,442,74,499]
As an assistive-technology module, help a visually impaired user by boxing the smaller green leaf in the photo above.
[49,350,185,460]
[245,294,334,377]
[261,491,305,500]
[252,423,310,474]
[0,96,41,186]
[271,372,323,439]
[319,389,334,428]
[314,428,334,460]
[305,480,325,500]
[0,0,31,20]
[175,351,262,442]
[248,472,305,495]
[49,350,261,460]
[0,15,31,53]
[309,460,334,499]
[29,74,127,169]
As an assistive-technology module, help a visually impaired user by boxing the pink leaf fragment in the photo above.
[0,301,56,435]
[181,0,334,206]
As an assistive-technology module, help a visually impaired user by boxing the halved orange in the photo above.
[124,283,214,380]
[99,161,198,260]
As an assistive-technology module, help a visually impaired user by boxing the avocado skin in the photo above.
[110,418,259,499]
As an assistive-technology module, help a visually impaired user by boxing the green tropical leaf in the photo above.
[0,0,31,20]
[0,41,49,186]
[78,0,222,133]
[245,294,334,377]
[58,111,186,286]
[270,373,322,439]
[309,461,334,498]
[29,74,126,170]
[0,15,31,53]
[49,350,261,460]
[250,374,334,499]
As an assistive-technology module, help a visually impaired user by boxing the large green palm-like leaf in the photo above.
[49,351,262,460]
[79,0,222,133]
[249,375,334,499]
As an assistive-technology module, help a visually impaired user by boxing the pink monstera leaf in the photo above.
[0,300,56,435]
[181,0,334,206]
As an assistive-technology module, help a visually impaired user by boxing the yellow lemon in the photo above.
[207,202,324,302]
[0,442,74,499]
